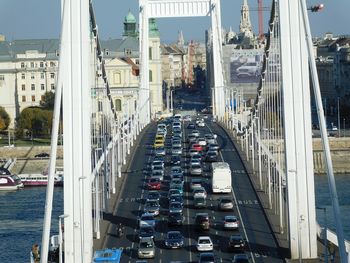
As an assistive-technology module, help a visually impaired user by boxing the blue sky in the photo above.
[0,0,348,42]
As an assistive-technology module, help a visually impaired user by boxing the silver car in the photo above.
[171,146,182,155]
[190,163,202,175]
[138,237,155,259]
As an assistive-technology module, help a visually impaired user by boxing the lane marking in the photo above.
[206,123,256,263]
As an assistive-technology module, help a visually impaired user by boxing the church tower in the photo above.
[239,0,253,38]
[123,10,138,38]
[177,30,185,47]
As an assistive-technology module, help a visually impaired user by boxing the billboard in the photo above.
[229,50,264,84]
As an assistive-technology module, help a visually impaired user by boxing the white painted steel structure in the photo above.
[39,0,350,262]
[139,0,225,124]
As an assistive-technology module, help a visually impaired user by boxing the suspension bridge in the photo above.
[38,0,349,262]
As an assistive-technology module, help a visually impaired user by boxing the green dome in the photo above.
[124,10,136,24]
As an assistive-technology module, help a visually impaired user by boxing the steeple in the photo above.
[149,18,160,38]
[239,0,253,38]
[177,30,184,47]
[123,10,138,38]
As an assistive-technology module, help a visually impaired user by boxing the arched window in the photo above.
[115,99,122,111]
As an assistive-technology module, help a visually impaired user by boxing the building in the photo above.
[0,11,163,128]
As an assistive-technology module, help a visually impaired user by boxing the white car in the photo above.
[223,215,239,230]
[193,186,207,198]
[197,121,205,127]
[196,236,213,251]
[197,138,207,146]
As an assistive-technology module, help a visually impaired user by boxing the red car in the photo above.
[192,143,203,152]
[147,178,161,190]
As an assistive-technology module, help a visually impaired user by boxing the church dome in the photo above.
[124,10,136,24]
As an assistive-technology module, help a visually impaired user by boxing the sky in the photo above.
[0,0,349,43]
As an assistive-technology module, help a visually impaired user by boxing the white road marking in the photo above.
[206,123,256,263]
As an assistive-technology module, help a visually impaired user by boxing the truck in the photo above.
[211,162,232,193]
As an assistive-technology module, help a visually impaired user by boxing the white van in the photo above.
[211,162,232,193]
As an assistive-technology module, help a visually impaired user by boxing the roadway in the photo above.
[104,117,285,263]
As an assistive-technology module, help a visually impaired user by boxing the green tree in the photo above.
[0,106,11,130]
[40,91,55,109]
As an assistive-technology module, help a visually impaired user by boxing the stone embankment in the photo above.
[0,139,350,174]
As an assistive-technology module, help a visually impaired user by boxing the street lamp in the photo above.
[170,89,174,113]
[58,214,69,263]
[316,207,328,263]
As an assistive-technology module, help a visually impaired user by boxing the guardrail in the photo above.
[316,222,350,253]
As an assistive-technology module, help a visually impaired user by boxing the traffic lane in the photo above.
[209,123,284,262]
[105,125,158,261]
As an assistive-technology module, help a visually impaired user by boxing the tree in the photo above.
[0,106,11,130]
[40,91,55,109]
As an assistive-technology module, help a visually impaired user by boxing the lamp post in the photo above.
[170,89,174,113]
[316,207,328,263]
[58,214,69,263]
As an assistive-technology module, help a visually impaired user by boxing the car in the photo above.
[152,165,164,175]
[197,138,207,146]
[207,143,220,152]
[187,134,197,143]
[218,198,234,211]
[146,191,160,202]
[191,130,200,137]
[228,235,245,252]
[205,151,218,162]
[190,178,203,191]
[192,144,204,152]
[204,134,216,144]
[172,140,182,148]
[170,183,183,194]
[169,194,184,206]
[171,155,181,165]
[155,147,166,156]
[168,212,185,226]
[139,213,156,228]
[193,196,207,209]
[232,254,250,263]
[168,189,182,199]
[183,115,192,122]
[196,236,213,251]
[169,201,183,214]
[147,178,161,190]
[190,157,201,167]
[188,149,200,157]
[170,178,184,188]
[35,152,50,158]
[195,118,204,124]
[154,140,164,148]
[171,146,182,155]
[164,231,185,248]
[144,200,160,216]
[190,163,202,176]
[223,215,239,230]
[187,123,196,129]
[151,160,164,169]
[138,237,155,259]
[195,213,210,231]
[197,121,205,127]
[138,225,155,239]
[151,170,164,181]
[153,155,165,162]
[236,62,260,78]
[199,252,215,263]
[193,186,207,198]
[170,166,183,178]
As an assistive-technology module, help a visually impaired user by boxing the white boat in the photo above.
[0,174,24,190]
[18,173,63,186]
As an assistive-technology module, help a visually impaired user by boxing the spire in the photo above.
[123,10,138,38]
[177,30,184,47]
[239,0,253,38]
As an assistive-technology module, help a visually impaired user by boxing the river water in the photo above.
[0,175,348,263]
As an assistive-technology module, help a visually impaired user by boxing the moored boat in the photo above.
[0,174,24,190]
[18,173,63,186]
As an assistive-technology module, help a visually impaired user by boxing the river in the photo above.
[0,175,348,263]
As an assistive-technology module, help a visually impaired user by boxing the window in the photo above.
[32,95,36,102]
[30,62,35,68]
[113,72,121,84]
[50,62,55,67]
[125,48,131,56]
[21,73,25,79]
[135,59,139,65]
[31,73,35,80]
[41,73,45,79]
[149,70,153,82]
[115,99,122,111]
[51,84,55,90]
[21,84,25,91]
[50,73,55,79]
[41,95,45,102]
[41,84,45,90]
[149,47,153,60]
[104,49,109,56]
[21,62,25,68]
[0,75,4,81]
[40,62,44,68]
[31,84,35,91]
[22,96,26,102]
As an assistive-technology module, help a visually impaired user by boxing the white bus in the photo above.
[211,162,232,193]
